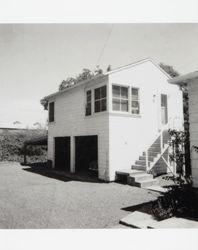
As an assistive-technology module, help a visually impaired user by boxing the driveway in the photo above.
[0,162,158,228]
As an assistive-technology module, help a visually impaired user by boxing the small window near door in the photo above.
[161,94,168,124]
[49,102,55,122]
[131,88,140,114]
[85,90,92,116]
[94,85,107,113]
[112,85,129,112]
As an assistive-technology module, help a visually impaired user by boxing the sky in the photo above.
[0,23,198,128]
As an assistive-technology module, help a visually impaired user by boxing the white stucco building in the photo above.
[170,71,198,188]
[42,58,183,185]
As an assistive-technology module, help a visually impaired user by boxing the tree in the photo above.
[76,68,94,82]
[59,77,76,91]
[159,63,180,78]
[58,67,104,92]
[106,65,112,72]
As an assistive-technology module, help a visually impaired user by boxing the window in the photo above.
[85,90,92,116]
[94,85,107,113]
[49,102,55,122]
[131,88,140,114]
[161,94,168,124]
[112,85,129,112]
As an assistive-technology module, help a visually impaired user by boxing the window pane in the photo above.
[101,86,106,98]
[101,99,107,111]
[86,103,91,116]
[121,87,128,99]
[132,101,140,114]
[132,88,139,100]
[113,98,120,111]
[121,100,128,112]
[95,100,100,113]
[87,90,91,102]
[161,94,167,107]
[132,101,138,108]
[49,102,54,122]
[112,85,120,97]
[95,88,100,100]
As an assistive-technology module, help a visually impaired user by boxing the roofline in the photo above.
[42,57,171,102]
[42,74,107,101]
[168,71,198,85]
[105,57,172,79]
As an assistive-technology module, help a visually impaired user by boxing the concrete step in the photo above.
[135,160,146,166]
[148,146,161,153]
[134,179,157,188]
[132,165,146,171]
[127,173,153,185]
[143,151,159,157]
[116,169,144,183]
[130,173,153,182]
[139,155,155,162]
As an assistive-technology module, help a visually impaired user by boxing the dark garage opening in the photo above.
[55,137,70,171]
[75,135,98,176]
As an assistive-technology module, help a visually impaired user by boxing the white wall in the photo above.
[46,60,184,182]
[47,76,110,181]
[188,80,198,187]
[108,61,183,180]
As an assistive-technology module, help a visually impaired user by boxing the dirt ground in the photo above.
[0,162,161,229]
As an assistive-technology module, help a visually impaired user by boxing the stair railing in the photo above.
[145,121,170,172]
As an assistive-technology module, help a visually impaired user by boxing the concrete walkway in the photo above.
[120,211,198,228]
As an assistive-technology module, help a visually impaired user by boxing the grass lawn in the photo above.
[0,162,160,229]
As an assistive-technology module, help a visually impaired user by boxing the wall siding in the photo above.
[46,61,183,182]
[47,77,110,181]
[189,81,198,187]
[108,61,183,180]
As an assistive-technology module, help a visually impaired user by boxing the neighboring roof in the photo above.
[169,71,198,85]
[42,58,171,102]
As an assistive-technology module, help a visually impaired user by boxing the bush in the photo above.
[152,184,198,221]
[0,129,47,163]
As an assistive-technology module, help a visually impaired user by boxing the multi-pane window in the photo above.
[94,85,107,113]
[112,85,129,112]
[161,94,168,124]
[85,90,92,116]
[131,88,140,114]
[49,102,55,122]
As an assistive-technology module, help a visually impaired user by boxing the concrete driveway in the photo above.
[0,162,158,228]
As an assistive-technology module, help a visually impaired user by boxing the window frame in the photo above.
[131,87,140,115]
[112,84,129,112]
[85,89,92,116]
[94,85,107,113]
[49,101,55,123]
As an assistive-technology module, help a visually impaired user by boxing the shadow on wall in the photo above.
[21,162,103,183]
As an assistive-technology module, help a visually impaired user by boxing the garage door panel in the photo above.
[55,137,70,170]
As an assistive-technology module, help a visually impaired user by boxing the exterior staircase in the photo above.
[116,127,170,188]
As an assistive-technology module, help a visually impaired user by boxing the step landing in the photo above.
[116,169,157,188]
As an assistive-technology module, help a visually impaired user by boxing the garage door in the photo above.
[55,137,70,171]
[75,135,98,173]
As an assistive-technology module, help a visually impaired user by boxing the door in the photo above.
[75,135,98,173]
[55,137,70,170]
[161,94,168,125]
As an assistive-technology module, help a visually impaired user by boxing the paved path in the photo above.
[0,162,158,228]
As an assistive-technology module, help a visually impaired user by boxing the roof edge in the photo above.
[169,71,198,85]
[105,57,172,79]
[42,74,107,101]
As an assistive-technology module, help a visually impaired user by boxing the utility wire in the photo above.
[95,24,114,67]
